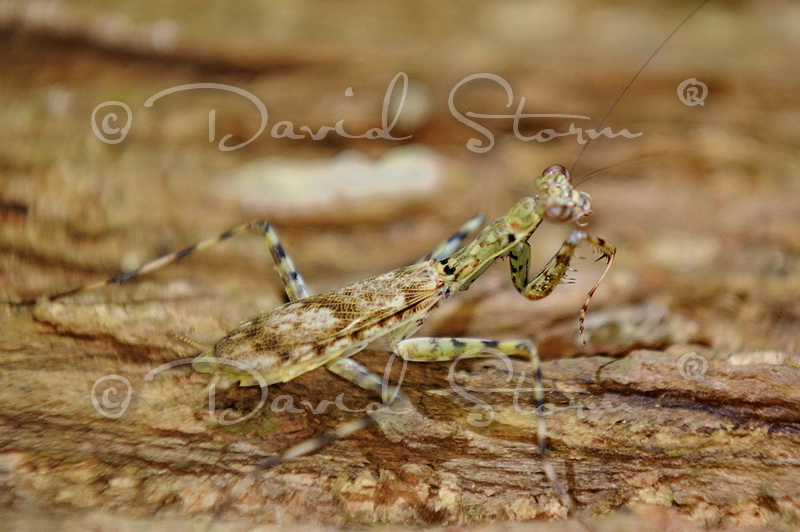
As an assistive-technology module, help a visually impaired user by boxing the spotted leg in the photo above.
[392,336,573,511]
[10,212,485,307]
[215,352,416,522]
[508,231,616,344]
[255,354,417,469]
[417,213,486,262]
[10,220,309,305]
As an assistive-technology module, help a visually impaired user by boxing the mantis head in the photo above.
[534,165,592,224]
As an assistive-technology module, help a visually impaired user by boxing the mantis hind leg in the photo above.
[11,219,310,305]
[393,336,574,511]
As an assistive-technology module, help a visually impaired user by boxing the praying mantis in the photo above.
[15,163,613,511]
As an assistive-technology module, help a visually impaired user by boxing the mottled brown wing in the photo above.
[192,262,445,385]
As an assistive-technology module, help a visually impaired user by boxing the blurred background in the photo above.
[0,0,798,529]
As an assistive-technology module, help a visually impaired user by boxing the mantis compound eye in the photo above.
[545,204,573,222]
[542,165,571,183]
